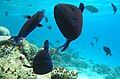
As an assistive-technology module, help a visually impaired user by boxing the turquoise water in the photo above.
[0,0,120,67]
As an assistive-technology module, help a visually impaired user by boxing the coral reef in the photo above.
[0,26,10,36]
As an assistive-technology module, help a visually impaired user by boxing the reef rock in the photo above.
[0,26,10,36]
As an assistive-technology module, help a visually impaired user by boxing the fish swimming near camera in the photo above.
[54,3,84,52]
[111,3,117,15]
[9,10,44,52]
[23,40,53,75]
[103,46,112,57]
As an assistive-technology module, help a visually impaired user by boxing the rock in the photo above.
[0,26,10,36]
[0,44,36,79]
[92,64,112,75]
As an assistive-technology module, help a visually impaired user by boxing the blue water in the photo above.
[0,0,120,67]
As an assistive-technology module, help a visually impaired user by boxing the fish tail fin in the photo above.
[79,3,84,12]
[23,64,33,68]
[61,39,71,52]
[8,36,21,52]
[44,40,49,51]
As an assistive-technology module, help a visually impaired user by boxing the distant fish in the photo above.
[28,4,32,7]
[55,39,60,43]
[9,10,44,52]
[23,40,53,75]
[4,11,9,16]
[90,42,94,47]
[85,5,99,13]
[103,46,112,57]
[93,37,98,43]
[44,16,48,22]
[111,3,117,15]
[47,25,52,30]
[54,3,84,52]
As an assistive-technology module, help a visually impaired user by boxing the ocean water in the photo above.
[0,0,120,69]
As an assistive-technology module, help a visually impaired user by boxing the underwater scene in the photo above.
[0,0,120,79]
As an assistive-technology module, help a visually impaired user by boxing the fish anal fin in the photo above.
[23,64,33,68]
[23,15,32,19]
[38,24,43,27]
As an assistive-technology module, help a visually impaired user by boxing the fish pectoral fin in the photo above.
[23,15,32,19]
[38,24,43,27]
[23,64,33,68]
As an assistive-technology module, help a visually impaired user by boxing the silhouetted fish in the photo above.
[85,5,99,13]
[111,3,117,15]
[23,40,53,75]
[103,46,112,57]
[9,10,44,52]
[54,3,84,52]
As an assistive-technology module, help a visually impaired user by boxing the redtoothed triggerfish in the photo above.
[23,40,53,75]
[103,46,112,57]
[9,10,44,52]
[54,3,84,52]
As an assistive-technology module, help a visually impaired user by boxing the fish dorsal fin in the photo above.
[23,15,32,19]
[79,3,84,13]
[44,40,49,51]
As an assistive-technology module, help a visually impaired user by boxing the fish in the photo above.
[47,25,52,30]
[85,5,99,13]
[111,3,117,15]
[9,10,44,52]
[93,37,98,43]
[44,16,48,22]
[0,36,12,45]
[90,42,94,47]
[4,11,9,16]
[54,3,84,52]
[23,40,53,75]
[103,46,112,57]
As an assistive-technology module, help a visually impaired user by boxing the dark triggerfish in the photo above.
[9,10,44,52]
[23,40,53,75]
[103,46,112,57]
[54,3,84,52]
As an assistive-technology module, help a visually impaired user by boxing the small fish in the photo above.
[9,10,44,52]
[28,4,32,7]
[93,37,98,43]
[103,46,112,57]
[23,40,53,75]
[85,5,99,13]
[55,39,60,43]
[4,11,9,16]
[90,42,94,47]
[111,3,117,15]
[44,16,48,22]
[47,25,52,30]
